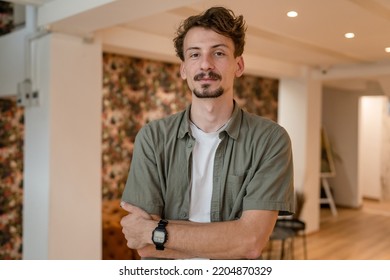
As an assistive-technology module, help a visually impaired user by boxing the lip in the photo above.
[194,72,222,82]
[199,78,217,81]
[197,76,219,82]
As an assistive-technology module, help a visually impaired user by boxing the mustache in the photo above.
[194,71,222,81]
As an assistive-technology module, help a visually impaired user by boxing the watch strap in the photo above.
[157,219,168,228]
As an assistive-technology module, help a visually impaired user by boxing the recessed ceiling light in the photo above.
[287,11,298,18]
[385,47,390,53]
[344,32,355,39]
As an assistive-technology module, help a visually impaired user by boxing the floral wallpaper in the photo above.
[0,1,13,36]
[234,75,278,121]
[0,98,24,260]
[102,53,192,200]
[102,52,279,200]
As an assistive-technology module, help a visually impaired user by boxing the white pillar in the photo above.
[358,96,387,200]
[23,32,102,259]
[278,77,322,233]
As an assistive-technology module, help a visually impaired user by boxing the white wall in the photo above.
[322,87,361,207]
[323,86,390,206]
[358,96,386,200]
[382,99,390,200]
[0,6,34,97]
[23,32,102,259]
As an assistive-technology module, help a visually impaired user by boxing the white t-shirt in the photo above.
[189,121,228,223]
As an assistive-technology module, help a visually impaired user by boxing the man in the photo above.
[120,6,294,259]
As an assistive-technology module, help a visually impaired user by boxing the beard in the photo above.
[193,85,224,98]
[193,71,224,99]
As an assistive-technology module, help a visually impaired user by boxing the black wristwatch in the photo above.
[152,219,168,250]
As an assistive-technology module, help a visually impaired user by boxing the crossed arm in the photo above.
[120,201,278,259]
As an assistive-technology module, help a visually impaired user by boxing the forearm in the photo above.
[120,203,278,259]
[168,220,251,259]
[142,211,278,259]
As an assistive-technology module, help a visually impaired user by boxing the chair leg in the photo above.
[303,233,308,260]
[290,236,295,260]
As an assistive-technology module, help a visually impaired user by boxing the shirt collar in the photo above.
[178,100,242,140]
[224,100,241,140]
[178,104,192,139]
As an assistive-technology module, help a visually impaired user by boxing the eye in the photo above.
[189,52,200,59]
[214,51,225,57]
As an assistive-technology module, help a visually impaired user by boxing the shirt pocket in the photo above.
[226,174,245,197]
[224,171,249,219]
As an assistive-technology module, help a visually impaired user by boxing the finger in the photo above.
[120,201,151,218]
[120,201,139,213]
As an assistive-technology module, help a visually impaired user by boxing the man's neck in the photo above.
[190,96,234,133]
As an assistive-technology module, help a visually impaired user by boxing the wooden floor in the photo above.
[265,199,390,260]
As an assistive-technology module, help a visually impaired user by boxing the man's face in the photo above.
[180,27,244,99]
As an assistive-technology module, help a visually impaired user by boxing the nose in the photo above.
[200,54,215,71]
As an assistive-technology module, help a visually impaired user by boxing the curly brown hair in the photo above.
[173,6,247,61]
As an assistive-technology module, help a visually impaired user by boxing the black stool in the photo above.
[267,226,295,259]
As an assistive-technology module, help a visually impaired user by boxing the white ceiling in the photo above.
[7,0,390,89]
[123,0,390,68]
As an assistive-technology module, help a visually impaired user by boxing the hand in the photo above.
[120,201,156,250]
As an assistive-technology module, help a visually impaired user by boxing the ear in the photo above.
[235,56,245,77]
[180,62,187,80]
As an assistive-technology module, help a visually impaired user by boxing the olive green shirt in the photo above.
[122,102,294,221]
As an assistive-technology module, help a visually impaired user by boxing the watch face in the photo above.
[153,230,166,243]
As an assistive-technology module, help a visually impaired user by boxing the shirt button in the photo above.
[187,143,192,148]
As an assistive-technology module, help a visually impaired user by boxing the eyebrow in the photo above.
[185,44,230,54]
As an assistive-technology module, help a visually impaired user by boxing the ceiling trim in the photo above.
[312,61,390,80]
[348,0,390,21]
